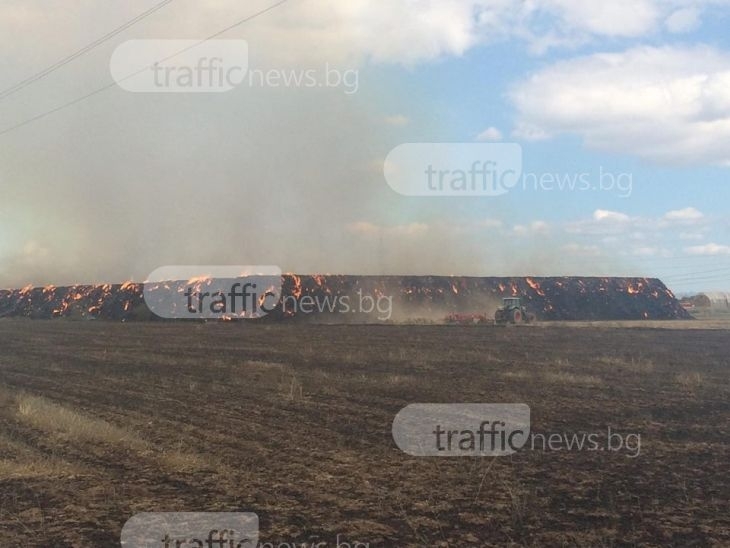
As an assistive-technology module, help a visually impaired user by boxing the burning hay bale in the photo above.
[278,275,689,321]
[0,276,690,322]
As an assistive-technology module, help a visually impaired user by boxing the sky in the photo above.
[1,0,729,294]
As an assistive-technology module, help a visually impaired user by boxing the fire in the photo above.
[257,286,279,311]
[0,276,691,322]
[186,275,212,285]
[526,277,545,297]
[290,274,302,299]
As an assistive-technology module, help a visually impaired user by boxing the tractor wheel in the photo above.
[511,309,522,323]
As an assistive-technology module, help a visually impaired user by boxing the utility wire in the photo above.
[0,0,290,137]
[0,0,175,102]
[663,274,730,284]
[662,265,730,281]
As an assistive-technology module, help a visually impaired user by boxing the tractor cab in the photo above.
[502,297,522,309]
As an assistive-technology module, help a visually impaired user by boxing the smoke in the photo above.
[0,1,632,288]
[0,1,498,287]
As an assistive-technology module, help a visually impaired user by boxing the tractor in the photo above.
[494,297,535,325]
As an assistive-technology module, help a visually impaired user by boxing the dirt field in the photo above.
[0,320,728,547]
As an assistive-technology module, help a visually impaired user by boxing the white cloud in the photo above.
[510,45,730,165]
[679,231,705,240]
[566,208,715,242]
[542,0,660,37]
[531,220,550,233]
[45,1,724,69]
[475,126,503,141]
[664,207,704,221]
[513,221,550,235]
[665,7,702,33]
[247,0,514,65]
[511,123,551,141]
[685,243,730,255]
[1,1,726,74]
[594,210,630,223]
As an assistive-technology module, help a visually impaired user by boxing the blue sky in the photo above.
[357,3,730,293]
[0,1,729,293]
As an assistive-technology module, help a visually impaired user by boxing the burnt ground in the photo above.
[0,320,728,547]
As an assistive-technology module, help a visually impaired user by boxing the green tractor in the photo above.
[494,297,536,325]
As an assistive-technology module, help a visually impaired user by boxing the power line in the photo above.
[659,277,724,287]
[548,254,730,265]
[619,255,729,264]
[661,265,730,281]
[0,0,175,102]
[0,0,290,137]
[640,260,730,272]
[663,274,730,284]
